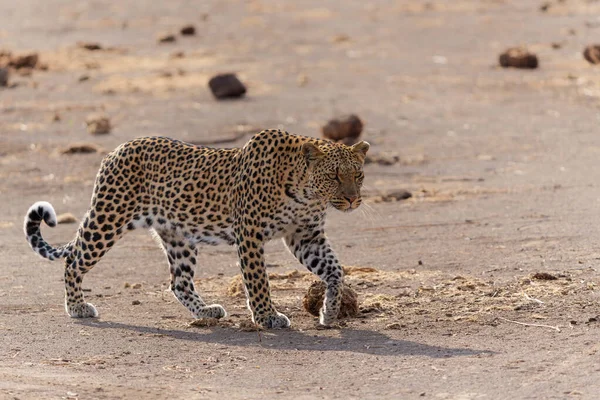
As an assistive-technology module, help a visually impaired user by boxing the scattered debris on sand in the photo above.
[321,114,364,145]
[499,48,538,69]
[237,320,262,332]
[370,189,413,203]
[297,73,309,87]
[77,42,103,51]
[6,52,40,69]
[180,25,196,36]
[302,281,359,318]
[364,152,400,166]
[227,275,246,298]
[583,45,600,64]
[531,272,558,281]
[56,213,77,224]
[157,33,177,44]
[61,143,100,154]
[208,73,247,99]
[189,318,219,328]
[539,2,551,12]
[343,266,379,275]
[86,114,111,134]
[0,67,8,86]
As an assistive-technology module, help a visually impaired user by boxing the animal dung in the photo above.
[499,48,538,69]
[583,45,600,64]
[321,114,364,145]
[208,73,247,99]
[180,25,196,36]
[302,281,359,319]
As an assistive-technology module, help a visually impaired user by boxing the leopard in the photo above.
[24,129,369,328]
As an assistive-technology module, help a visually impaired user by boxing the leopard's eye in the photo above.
[327,173,339,181]
[355,171,364,180]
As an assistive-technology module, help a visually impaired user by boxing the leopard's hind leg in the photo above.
[157,232,226,319]
[64,210,128,318]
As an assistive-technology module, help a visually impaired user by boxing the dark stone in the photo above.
[321,114,364,145]
[383,190,412,202]
[180,25,196,36]
[208,73,247,99]
[583,45,600,65]
[499,48,538,69]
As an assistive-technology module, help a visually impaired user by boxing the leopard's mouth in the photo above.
[329,198,361,212]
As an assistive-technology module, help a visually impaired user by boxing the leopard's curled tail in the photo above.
[24,201,74,260]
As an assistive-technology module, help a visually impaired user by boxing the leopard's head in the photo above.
[302,140,370,212]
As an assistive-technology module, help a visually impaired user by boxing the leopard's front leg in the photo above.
[284,226,343,326]
[236,231,290,329]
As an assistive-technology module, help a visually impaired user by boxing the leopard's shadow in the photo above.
[75,319,493,358]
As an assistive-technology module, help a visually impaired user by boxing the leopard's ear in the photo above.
[302,142,325,166]
[351,141,370,160]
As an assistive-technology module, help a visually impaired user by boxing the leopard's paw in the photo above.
[66,302,98,318]
[319,308,337,326]
[257,311,291,329]
[194,304,227,319]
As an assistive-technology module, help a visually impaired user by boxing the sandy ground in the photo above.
[2,0,600,399]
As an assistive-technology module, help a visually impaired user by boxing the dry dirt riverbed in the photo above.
[1,0,600,399]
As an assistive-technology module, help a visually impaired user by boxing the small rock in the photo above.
[157,33,176,43]
[9,53,39,69]
[539,2,551,12]
[52,112,61,122]
[131,283,142,289]
[78,74,90,82]
[124,282,131,288]
[77,42,103,51]
[56,213,77,224]
[208,73,247,99]
[583,45,600,64]
[499,48,538,69]
[170,51,185,59]
[0,67,8,87]
[180,25,196,36]
[61,143,100,154]
[132,300,141,305]
[85,113,111,135]
[321,114,364,145]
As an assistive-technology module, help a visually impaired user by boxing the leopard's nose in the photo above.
[344,195,358,204]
